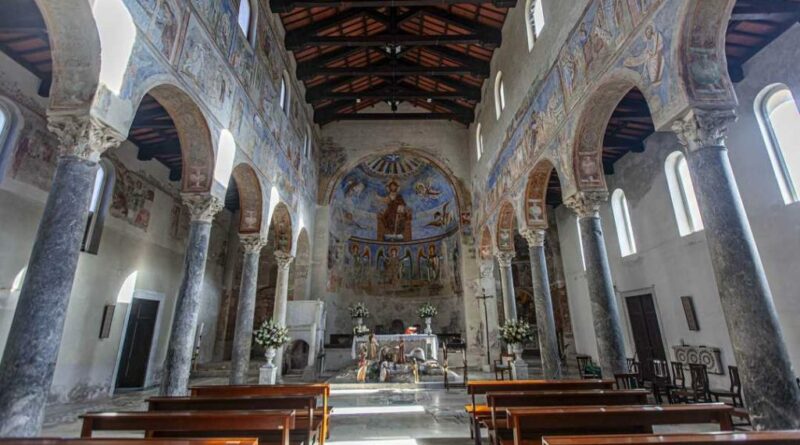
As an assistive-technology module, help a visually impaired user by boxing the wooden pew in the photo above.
[148,395,319,445]
[80,410,295,445]
[541,431,800,444]
[485,389,650,443]
[0,441,258,445]
[503,403,734,445]
[189,384,329,445]
[466,379,615,445]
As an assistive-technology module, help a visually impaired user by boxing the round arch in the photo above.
[496,201,517,252]
[230,164,264,234]
[523,158,557,229]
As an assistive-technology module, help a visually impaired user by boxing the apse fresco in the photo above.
[328,153,462,297]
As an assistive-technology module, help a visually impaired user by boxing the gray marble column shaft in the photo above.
[566,192,627,376]
[675,110,800,430]
[495,252,517,322]
[160,195,222,396]
[229,235,265,384]
[0,156,98,436]
[271,251,294,377]
[522,229,563,379]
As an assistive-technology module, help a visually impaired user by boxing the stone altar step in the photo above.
[191,360,265,378]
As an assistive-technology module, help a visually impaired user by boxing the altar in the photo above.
[351,334,439,361]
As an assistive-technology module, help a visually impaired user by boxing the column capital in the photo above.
[495,250,515,267]
[274,250,295,270]
[239,234,266,254]
[182,193,223,223]
[47,113,125,162]
[564,191,608,218]
[672,109,737,153]
[520,228,546,247]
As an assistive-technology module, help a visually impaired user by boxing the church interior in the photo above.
[0,0,799,443]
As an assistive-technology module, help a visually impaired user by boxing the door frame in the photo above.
[111,290,165,393]
[618,286,669,364]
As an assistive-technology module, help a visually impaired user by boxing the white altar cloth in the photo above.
[351,334,439,361]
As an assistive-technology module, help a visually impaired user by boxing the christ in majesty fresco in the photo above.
[378,180,413,241]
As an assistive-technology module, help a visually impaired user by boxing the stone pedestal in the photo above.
[521,228,563,379]
[0,115,122,437]
[565,192,627,376]
[160,194,222,396]
[271,251,294,380]
[511,360,529,380]
[674,110,800,430]
[230,234,265,385]
[495,251,518,322]
[259,364,278,385]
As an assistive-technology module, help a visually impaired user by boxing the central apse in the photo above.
[327,153,463,298]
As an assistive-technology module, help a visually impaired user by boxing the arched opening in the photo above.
[291,229,311,301]
[0,267,26,357]
[665,151,703,236]
[237,0,256,44]
[475,123,484,160]
[494,72,506,119]
[0,98,23,183]
[610,188,636,256]
[81,159,115,254]
[283,339,310,374]
[755,84,800,204]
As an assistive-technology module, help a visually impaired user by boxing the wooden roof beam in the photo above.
[316,112,470,125]
[286,33,500,50]
[308,87,481,102]
[272,0,516,13]
[297,64,488,79]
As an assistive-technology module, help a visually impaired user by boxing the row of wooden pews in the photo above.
[465,379,800,445]
[3,383,331,445]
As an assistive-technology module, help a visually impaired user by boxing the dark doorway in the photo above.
[116,298,159,389]
[625,294,666,381]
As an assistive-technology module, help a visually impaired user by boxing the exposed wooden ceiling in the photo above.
[274,0,514,125]
[129,94,183,182]
[0,0,52,97]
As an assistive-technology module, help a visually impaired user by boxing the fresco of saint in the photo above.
[378,180,413,241]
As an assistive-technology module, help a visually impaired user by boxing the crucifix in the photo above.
[476,288,494,367]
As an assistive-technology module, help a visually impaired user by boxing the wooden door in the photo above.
[116,298,159,389]
[625,294,666,380]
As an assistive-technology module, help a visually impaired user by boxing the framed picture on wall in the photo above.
[681,296,700,331]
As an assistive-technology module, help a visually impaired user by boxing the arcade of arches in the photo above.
[0,0,799,441]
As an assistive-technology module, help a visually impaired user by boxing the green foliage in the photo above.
[418,302,438,319]
[253,319,290,348]
[499,319,536,345]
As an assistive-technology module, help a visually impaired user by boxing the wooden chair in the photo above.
[614,373,641,389]
[711,365,743,407]
[651,359,675,404]
[493,352,514,381]
[674,364,712,403]
[577,355,602,379]
[671,361,687,389]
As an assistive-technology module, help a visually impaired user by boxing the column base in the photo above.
[512,360,529,380]
[259,364,278,385]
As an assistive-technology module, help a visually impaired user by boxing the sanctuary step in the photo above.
[190,361,265,379]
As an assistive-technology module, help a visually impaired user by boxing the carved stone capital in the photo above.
[47,113,125,161]
[672,109,737,152]
[564,191,608,218]
[521,228,546,247]
[274,250,295,270]
[495,251,515,268]
[239,234,266,254]
[182,193,223,223]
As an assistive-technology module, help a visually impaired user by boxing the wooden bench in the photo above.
[541,431,800,444]
[189,384,330,445]
[80,410,296,445]
[484,389,650,440]
[148,395,320,445]
[0,441,259,445]
[466,379,615,445]
[503,403,734,445]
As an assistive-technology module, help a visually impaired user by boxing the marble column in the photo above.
[521,228,563,379]
[229,234,266,385]
[271,251,294,378]
[494,251,517,322]
[565,192,627,376]
[160,194,223,396]
[673,110,800,430]
[0,115,123,437]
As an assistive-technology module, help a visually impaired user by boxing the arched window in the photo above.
[82,160,115,254]
[304,125,312,159]
[756,84,800,204]
[576,217,586,271]
[0,98,22,184]
[476,123,484,160]
[279,73,291,113]
[237,0,254,42]
[665,151,703,236]
[525,0,544,51]
[494,72,506,119]
[611,189,637,256]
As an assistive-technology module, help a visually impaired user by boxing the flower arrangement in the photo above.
[253,319,290,349]
[353,325,370,337]
[418,302,438,319]
[499,319,536,345]
[349,302,370,319]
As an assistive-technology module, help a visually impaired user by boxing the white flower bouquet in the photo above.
[353,325,370,337]
[418,302,438,319]
[253,319,290,348]
[499,319,536,345]
[349,302,370,319]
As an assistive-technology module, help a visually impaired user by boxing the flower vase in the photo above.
[510,343,529,380]
[424,317,432,335]
[511,343,524,360]
[265,347,277,366]
[356,317,364,328]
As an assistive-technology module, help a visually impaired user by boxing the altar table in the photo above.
[351,334,439,361]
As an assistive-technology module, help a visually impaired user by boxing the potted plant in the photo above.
[353,324,370,339]
[253,319,290,372]
[499,319,536,359]
[349,302,370,328]
[418,302,438,335]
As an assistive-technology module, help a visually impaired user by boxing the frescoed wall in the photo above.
[327,152,463,298]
